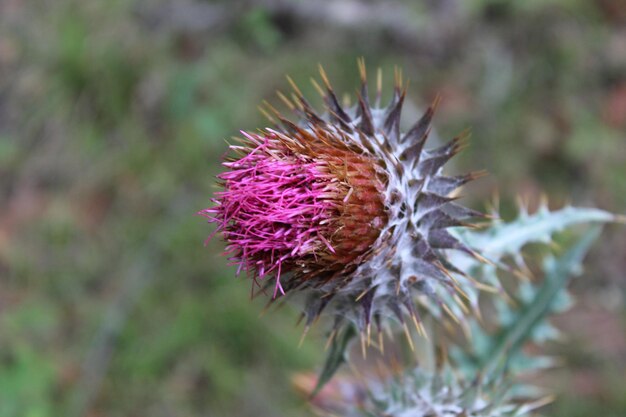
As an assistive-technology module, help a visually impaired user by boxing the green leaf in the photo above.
[458,206,614,260]
[310,325,357,398]
[480,226,602,375]
[445,206,617,319]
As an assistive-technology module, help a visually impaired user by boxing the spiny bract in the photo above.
[306,368,542,417]
[200,60,488,341]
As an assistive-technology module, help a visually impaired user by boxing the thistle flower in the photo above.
[200,60,488,341]
[295,368,545,417]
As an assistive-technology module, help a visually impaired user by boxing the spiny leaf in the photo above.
[479,226,602,375]
[458,206,614,260]
[443,206,617,318]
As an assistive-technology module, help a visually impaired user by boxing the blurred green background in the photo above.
[1,0,625,416]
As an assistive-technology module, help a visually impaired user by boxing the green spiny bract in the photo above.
[312,367,543,417]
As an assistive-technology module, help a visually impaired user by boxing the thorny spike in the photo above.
[376,67,383,107]
[315,68,352,124]
[288,86,325,124]
[357,57,367,84]
[258,105,277,124]
[318,64,332,90]
[464,272,500,293]
[442,302,461,326]
[406,96,440,143]
[383,88,406,143]
[262,99,281,118]
[286,75,304,98]
[468,249,496,267]
[290,92,302,111]
[360,333,367,358]
[411,313,424,337]
[394,66,403,91]
[310,77,325,98]
[358,57,370,105]
[400,126,430,162]
[404,300,426,338]
[415,192,459,215]
[328,109,353,132]
[355,287,371,302]
[402,322,415,352]
[453,293,470,316]
[400,128,430,165]
[460,319,472,341]
[426,170,489,198]
[444,273,472,305]
[356,92,375,136]
[429,134,469,159]
[386,67,403,111]
[298,325,310,348]
[417,144,464,178]
[442,279,469,306]
[276,90,295,110]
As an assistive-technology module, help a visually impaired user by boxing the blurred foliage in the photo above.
[0,0,624,416]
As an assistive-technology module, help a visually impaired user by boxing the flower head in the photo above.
[200,61,487,339]
[204,128,386,297]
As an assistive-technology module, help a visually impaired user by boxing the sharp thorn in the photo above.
[402,322,415,352]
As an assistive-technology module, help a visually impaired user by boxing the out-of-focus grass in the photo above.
[2,2,321,416]
[0,0,624,416]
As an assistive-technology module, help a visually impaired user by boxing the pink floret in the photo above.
[199,132,337,297]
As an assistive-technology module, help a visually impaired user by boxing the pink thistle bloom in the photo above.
[201,61,488,340]
[201,132,342,297]
[201,125,387,298]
